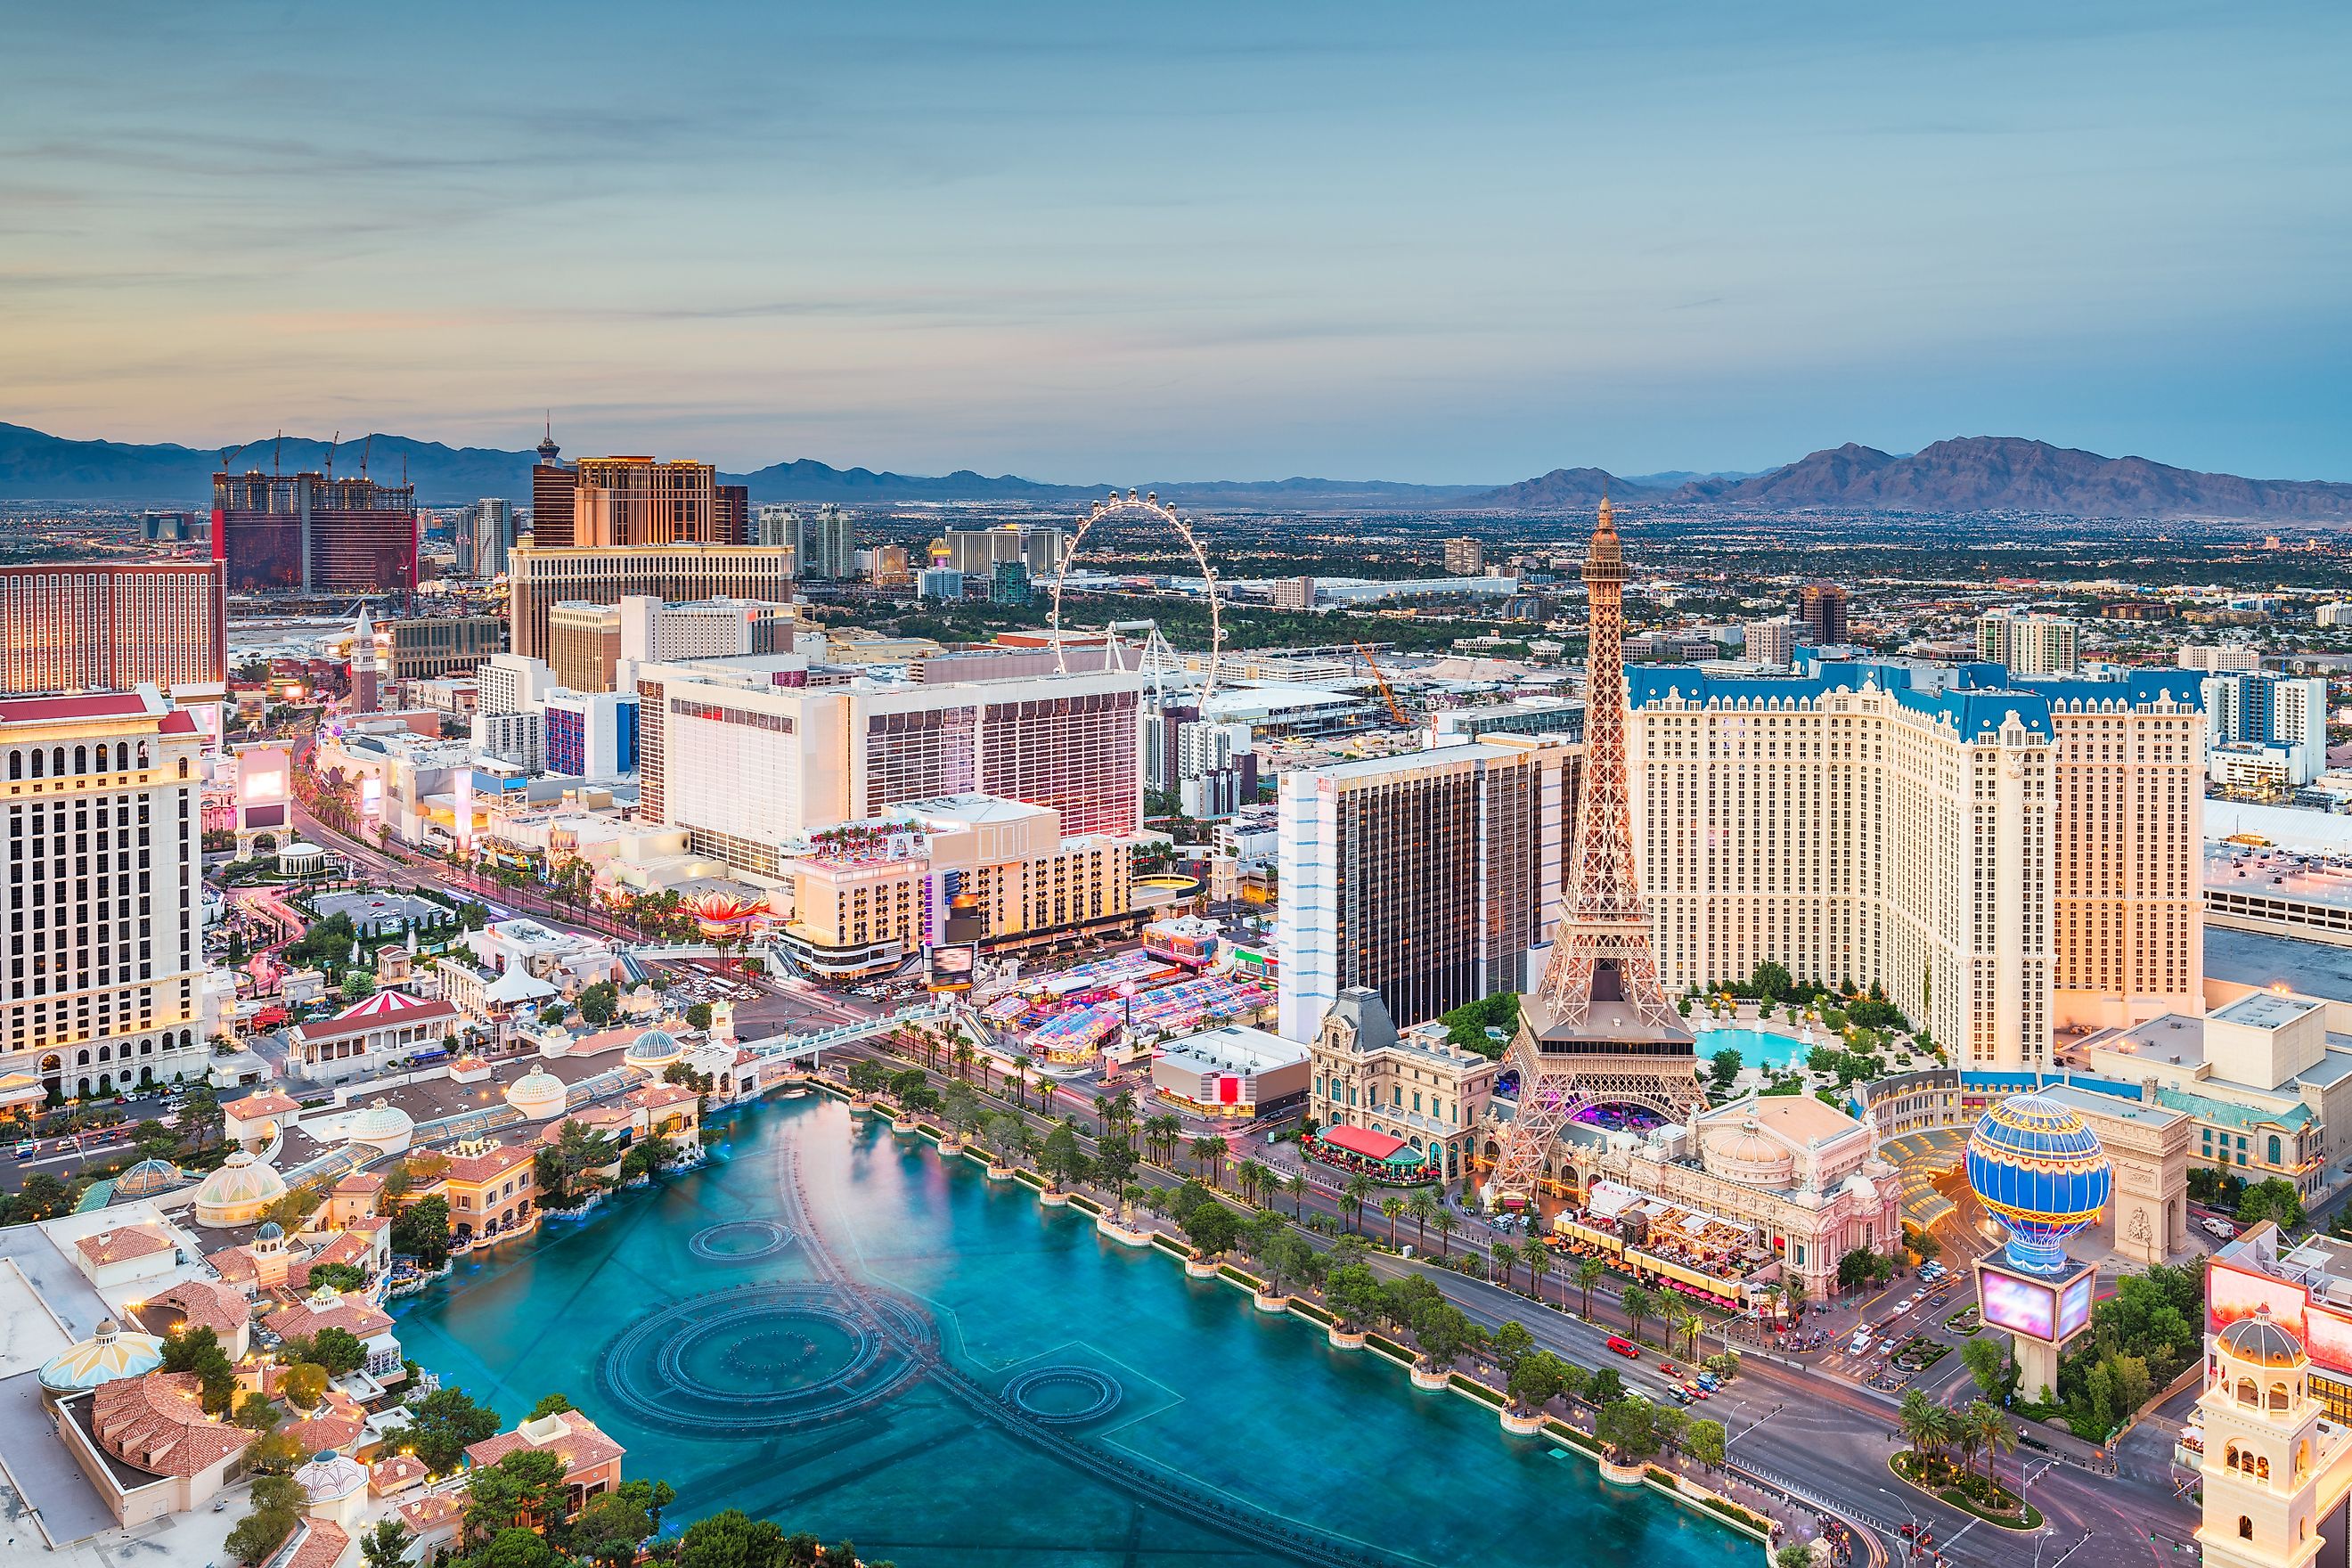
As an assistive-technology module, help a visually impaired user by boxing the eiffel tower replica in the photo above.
[1484,496,1700,1207]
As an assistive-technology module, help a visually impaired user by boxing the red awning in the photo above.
[1322,1125,1410,1162]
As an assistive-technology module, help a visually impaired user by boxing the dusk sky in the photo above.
[6,1,2348,483]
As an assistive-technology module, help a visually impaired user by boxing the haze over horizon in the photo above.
[6,1,2348,485]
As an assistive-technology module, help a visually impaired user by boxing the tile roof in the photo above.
[370,1454,429,1493]
[89,1371,252,1477]
[465,1409,625,1478]
[75,1224,176,1267]
[398,1492,464,1533]
[269,1518,351,1568]
[269,1294,395,1342]
[137,1279,251,1339]
[225,1091,303,1119]
[444,1144,535,1184]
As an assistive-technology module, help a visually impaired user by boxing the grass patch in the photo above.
[1286,1299,1334,1326]
[1364,1333,1417,1366]
[1890,1451,2045,1531]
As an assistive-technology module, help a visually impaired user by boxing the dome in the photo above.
[39,1319,165,1393]
[625,1027,682,1070]
[347,1098,414,1148]
[2220,1307,2307,1369]
[255,1221,285,1243]
[293,1450,368,1502]
[193,1150,290,1229]
[114,1157,184,1199]
[1964,1093,2111,1275]
[1700,1117,1795,1187]
[505,1068,568,1120]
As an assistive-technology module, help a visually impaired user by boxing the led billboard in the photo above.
[1980,1268,2057,1342]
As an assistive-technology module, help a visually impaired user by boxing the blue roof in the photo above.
[1626,659,2203,741]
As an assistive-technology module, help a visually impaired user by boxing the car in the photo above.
[2202,1217,2237,1239]
[1666,1386,1695,1404]
[1658,1362,1679,1377]
[1606,1336,1640,1359]
[1848,1332,1874,1354]
[12,1140,35,1159]
[1695,1372,1720,1390]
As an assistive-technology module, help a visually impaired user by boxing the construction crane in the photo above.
[322,430,339,479]
[1353,642,1409,726]
[217,440,256,470]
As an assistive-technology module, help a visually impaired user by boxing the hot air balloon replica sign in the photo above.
[1964,1091,2111,1400]
[684,890,766,942]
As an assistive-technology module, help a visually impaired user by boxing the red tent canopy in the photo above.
[1321,1124,1412,1163]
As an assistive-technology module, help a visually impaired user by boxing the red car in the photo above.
[1606,1336,1639,1358]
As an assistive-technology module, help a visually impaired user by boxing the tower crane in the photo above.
[1353,642,1409,726]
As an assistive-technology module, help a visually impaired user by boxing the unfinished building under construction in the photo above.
[211,468,418,593]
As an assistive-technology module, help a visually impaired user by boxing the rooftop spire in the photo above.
[536,412,560,464]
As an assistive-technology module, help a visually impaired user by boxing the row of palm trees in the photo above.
[1898,1388,2019,1499]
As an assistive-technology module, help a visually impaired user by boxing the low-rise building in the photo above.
[464,1409,625,1519]
[288,990,461,1084]
[1307,987,1498,1184]
[1150,1024,1310,1118]
[56,1371,253,1526]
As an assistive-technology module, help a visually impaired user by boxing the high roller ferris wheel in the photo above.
[1047,489,1224,704]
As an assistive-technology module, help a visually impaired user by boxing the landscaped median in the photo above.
[1888,1450,2043,1531]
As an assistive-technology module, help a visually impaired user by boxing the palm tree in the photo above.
[1093,1094,1114,1138]
[952,1039,975,1082]
[1433,1208,1458,1257]
[1524,1241,1552,1304]
[1673,1307,1703,1360]
[1285,1171,1308,1219]
[1969,1399,2016,1490]
[1491,1241,1515,1290]
[1897,1389,1940,1459]
[1756,1283,1784,1326]
[1782,1276,1809,1321]
[1621,1284,1654,1343]
[1342,1174,1374,1234]
[1573,1256,1605,1319]
[1408,1188,1437,1251]
[1233,1158,1262,1206]
[1011,1055,1033,1110]
[1380,1195,1407,1247]
[1035,1078,1058,1120]
[1189,1135,1226,1184]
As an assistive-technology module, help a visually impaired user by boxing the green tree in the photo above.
[280,1362,329,1411]
[225,1474,308,1565]
[2238,1177,2307,1232]
[361,1519,415,1568]
[983,1114,1031,1166]
[1686,1417,1727,1469]
[159,1324,239,1414]
[398,1384,501,1475]
[676,1510,790,1568]
[1341,1172,1374,1233]
[1092,1135,1138,1193]
[1584,1367,1625,1407]
[341,971,376,1002]
[470,1527,566,1568]
[527,1392,576,1419]
[1749,960,1793,1001]
[392,1195,453,1267]
[572,1479,678,1567]
[1490,1319,1535,1379]
[1573,1256,1605,1318]
[1323,1262,1388,1331]
[16,1172,74,1221]
[576,981,620,1026]
[306,1262,369,1296]
[536,1118,620,1207]
[234,1392,283,1430]
[1188,1134,1227,1184]
[1961,1335,2013,1402]
[1708,1048,1742,1092]
[463,1448,570,1546]
[1181,1199,1240,1258]
[1597,1397,1659,1460]
[1506,1350,1573,1415]
[1038,1123,1090,1190]
[686,1001,715,1033]
[1836,1246,1888,1293]
[1621,1284,1655,1343]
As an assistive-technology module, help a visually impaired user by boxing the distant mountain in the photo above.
[1670,437,2352,521]
[0,422,1486,510]
[1461,467,1662,510]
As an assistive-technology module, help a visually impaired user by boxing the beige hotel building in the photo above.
[1624,662,2204,1070]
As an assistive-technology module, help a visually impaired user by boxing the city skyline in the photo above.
[6,2,2349,482]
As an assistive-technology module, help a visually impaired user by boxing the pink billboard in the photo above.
[2057,1273,2095,1341]
[2302,1299,2352,1377]
[2209,1261,2309,1338]
[1980,1268,2057,1342]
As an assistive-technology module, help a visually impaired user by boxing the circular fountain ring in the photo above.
[1001,1365,1123,1425]
[597,1282,935,1435]
[686,1220,797,1264]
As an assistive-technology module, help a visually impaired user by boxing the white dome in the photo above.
[293,1450,368,1501]
[193,1150,289,1228]
[347,1098,414,1148]
[505,1069,568,1120]
[1700,1118,1796,1188]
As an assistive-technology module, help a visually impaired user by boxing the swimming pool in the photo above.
[1695,1025,1814,1071]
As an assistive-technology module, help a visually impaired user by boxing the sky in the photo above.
[4,1,2349,484]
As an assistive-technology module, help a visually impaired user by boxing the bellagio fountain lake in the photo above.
[390,1096,1745,1568]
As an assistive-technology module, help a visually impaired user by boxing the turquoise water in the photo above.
[1695,1026,1812,1070]
[391,1098,1742,1568]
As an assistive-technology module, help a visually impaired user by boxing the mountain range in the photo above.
[2,421,2347,522]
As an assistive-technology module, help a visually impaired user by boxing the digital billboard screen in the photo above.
[926,942,977,992]
[2208,1260,2309,1338]
[1980,1268,2057,1342]
[2057,1272,2095,1341]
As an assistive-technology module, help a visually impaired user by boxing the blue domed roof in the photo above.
[1965,1092,2111,1275]
[256,1221,284,1242]
[115,1157,184,1198]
